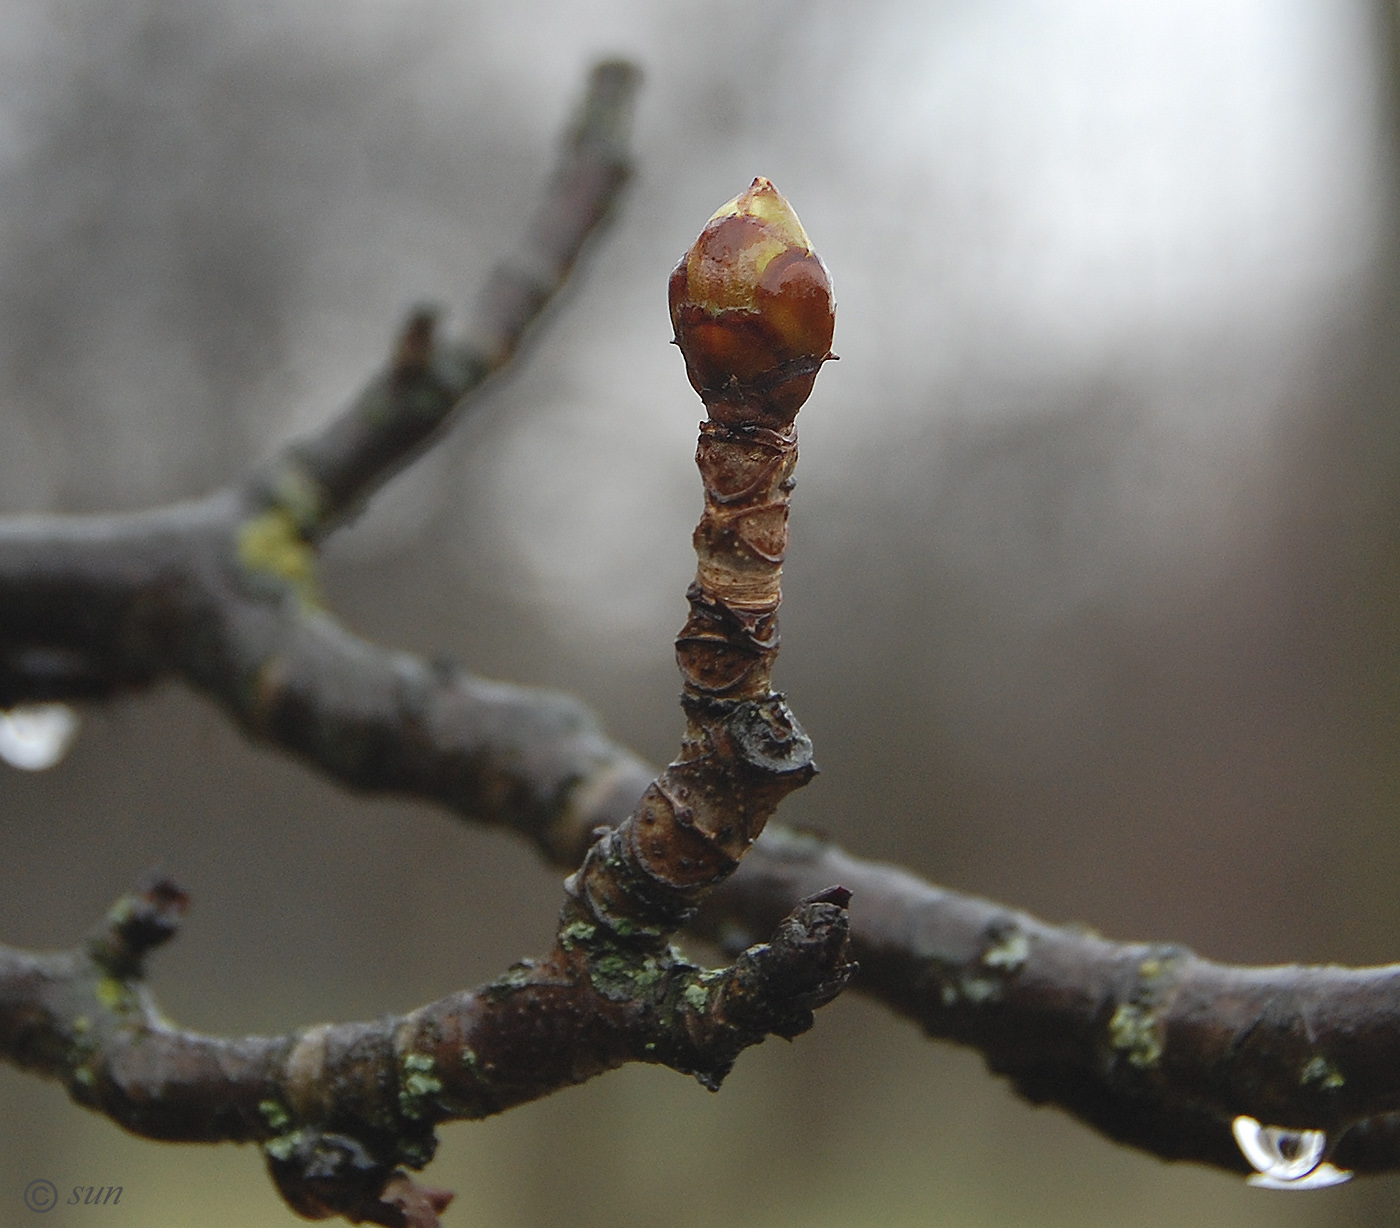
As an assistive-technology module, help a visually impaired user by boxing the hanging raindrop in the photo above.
[0,703,80,771]
[1232,1115,1351,1189]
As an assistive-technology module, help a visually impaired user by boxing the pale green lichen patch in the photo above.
[683,982,710,1013]
[588,946,683,1002]
[1135,949,1187,985]
[71,1066,95,1089]
[94,977,135,1014]
[960,977,1001,1005]
[1301,1055,1345,1090]
[399,1053,443,1120]
[1105,947,1186,1070]
[1108,1002,1163,1069]
[259,1100,291,1132]
[982,928,1030,972]
[269,466,326,533]
[604,915,666,941]
[940,975,1003,1007]
[236,508,319,603]
[486,961,539,997]
[264,1129,309,1162]
[559,920,597,949]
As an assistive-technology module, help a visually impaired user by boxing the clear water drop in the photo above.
[1232,1115,1351,1190]
[0,703,80,771]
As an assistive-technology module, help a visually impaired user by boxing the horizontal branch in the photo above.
[0,59,653,856]
[1,873,850,1227]
[9,502,1400,1182]
[700,828,1400,1177]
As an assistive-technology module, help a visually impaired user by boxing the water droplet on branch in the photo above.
[0,703,80,771]
[1231,1115,1351,1190]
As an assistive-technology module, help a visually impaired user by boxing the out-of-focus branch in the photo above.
[253,58,640,541]
[0,60,654,856]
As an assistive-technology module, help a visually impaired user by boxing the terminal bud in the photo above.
[669,177,834,426]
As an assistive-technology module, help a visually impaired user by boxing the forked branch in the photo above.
[0,167,853,1225]
[3,52,1400,1218]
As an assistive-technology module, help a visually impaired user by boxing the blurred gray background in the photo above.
[3,1,1400,1224]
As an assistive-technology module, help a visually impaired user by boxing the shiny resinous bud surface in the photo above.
[669,176,835,426]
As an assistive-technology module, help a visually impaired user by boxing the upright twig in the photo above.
[0,176,852,1228]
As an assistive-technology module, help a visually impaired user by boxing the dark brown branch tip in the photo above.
[378,1174,456,1228]
[390,308,440,383]
[265,1130,453,1228]
[567,59,643,159]
[717,891,856,1041]
[806,884,852,909]
[664,893,856,1093]
[88,874,190,977]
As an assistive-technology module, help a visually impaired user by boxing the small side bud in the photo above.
[669,177,834,426]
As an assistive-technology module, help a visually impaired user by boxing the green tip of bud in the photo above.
[670,177,834,426]
[706,176,814,250]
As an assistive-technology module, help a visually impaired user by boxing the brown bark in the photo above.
[5,40,1400,1225]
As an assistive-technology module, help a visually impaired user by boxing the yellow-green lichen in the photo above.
[1108,1002,1163,1069]
[589,948,678,1002]
[94,977,135,1013]
[559,921,597,949]
[488,962,538,996]
[982,929,1030,972]
[236,508,319,602]
[71,1066,95,1088]
[1301,1055,1345,1090]
[264,1129,309,1162]
[269,466,325,534]
[606,916,665,940]
[938,975,1003,1008]
[399,1053,443,1120]
[683,982,710,1013]
[259,1100,291,1132]
[960,977,1001,1004]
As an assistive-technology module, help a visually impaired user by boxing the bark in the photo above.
[4,39,1400,1226]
